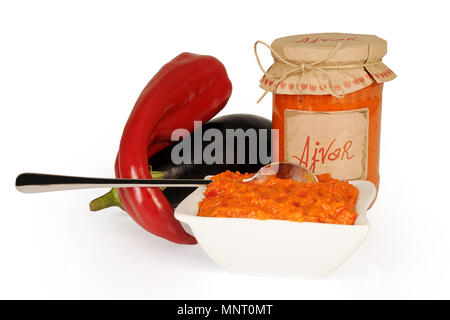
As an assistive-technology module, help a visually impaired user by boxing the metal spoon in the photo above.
[15,162,317,194]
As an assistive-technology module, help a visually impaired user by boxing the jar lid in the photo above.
[256,33,396,101]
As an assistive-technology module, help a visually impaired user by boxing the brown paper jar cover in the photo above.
[259,33,396,96]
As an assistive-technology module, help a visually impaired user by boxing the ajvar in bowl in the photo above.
[198,171,359,225]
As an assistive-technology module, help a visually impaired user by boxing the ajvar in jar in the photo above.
[256,33,395,205]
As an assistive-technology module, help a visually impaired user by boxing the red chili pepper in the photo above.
[114,53,232,244]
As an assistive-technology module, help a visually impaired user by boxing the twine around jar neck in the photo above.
[254,40,380,103]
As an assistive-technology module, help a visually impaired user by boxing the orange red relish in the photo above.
[198,171,359,225]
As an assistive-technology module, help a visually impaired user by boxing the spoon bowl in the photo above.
[244,162,318,183]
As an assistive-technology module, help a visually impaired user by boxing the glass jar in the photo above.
[273,82,383,191]
[257,33,395,205]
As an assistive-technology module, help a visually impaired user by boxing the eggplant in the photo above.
[149,113,273,207]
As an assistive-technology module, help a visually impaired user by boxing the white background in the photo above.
[1,0,449,299]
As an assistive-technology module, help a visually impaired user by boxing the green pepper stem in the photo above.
[88,170,167,212]
[89,188,123,211]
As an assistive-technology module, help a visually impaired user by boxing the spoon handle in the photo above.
[15,173,211,193]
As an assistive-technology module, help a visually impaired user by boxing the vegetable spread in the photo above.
[198,171,359,225]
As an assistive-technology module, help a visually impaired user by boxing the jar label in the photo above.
[284,108,369,180]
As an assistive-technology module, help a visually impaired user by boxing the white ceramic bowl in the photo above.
[175,179,376,279]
